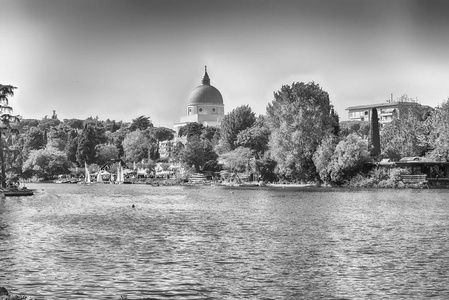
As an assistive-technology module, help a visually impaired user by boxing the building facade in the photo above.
[346,101,428,125]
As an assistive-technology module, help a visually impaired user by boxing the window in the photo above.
[199,108,203,113]
[349,111,362,118]
[212,108,216,113]
[188,108,192,115]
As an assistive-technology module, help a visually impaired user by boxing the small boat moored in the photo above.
[2,188,34,197]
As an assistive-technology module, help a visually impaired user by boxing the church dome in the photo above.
[188,67,223,105]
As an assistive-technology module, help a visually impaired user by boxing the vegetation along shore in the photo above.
[1,83,449,189]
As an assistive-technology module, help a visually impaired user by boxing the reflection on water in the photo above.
[1,184,449,299]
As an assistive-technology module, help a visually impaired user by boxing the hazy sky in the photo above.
[2,0,449,128]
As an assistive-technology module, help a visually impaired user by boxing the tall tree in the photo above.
[95,144,119,165]
[266,82,336,181]
[369,108,381,158]
[178,123,205,141]
[122,129,151,163]
[427,98,449,161]
[180,136,218,172]
[218,105,256,152]
[130,116,153,131]
[0,85,18,187]
[76,123,105,165]
[235,116,270,159]
[148,127,175,142]
[380,104,431,161]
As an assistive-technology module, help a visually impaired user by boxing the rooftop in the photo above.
[346,101,421,111]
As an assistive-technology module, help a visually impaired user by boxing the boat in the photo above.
[85,162,91,185]
[2,188,34,197]
[116,163,124,184]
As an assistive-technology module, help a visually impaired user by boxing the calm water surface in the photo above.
[0,183,448,299]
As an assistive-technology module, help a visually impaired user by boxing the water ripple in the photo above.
[0,184,448,299]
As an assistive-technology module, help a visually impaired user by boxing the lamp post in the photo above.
[0,95,21,188]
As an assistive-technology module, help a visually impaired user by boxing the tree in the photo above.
[0,85,18,187]
[219,146,253,173]
[369,108,381,158]
[201,126,220,145]
[218,105,256,152]
[426,98,449,161]
[180,136,218,172]
[171,141,185,163]
[76,122,106,165]
[0,84,16,102]
[130,116,153,131]
[122,129,151,163]
[327,133,370,185]
[148,127,175,142]
[22,127,46,151]
[267,82,337,181]
[38,118,61,131]
[312,134,339,184]
[178,123,205,141]
[22,148,72,180]
[64,118,84,130]
[95,144,119,165]
[380,104,431,161]
[236,116,270,158]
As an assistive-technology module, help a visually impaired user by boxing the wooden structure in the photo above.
[373,157,449,188]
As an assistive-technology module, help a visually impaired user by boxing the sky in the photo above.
[2,0,449,128]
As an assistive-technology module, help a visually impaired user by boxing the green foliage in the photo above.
[178,123,205,141]
[180,136,218,172]
[257,154,277,182]
[348,167,409,188]
[95,144,119,165]
[339,121,370,138]
[218,105,256,152]
[0,84,17,101]
[380,104,430,161]
[326,133,370,185]
[22,147,72,179]
[63,118,84,129]
[15,119,39,131]
[312,134,338,184]
[22,127,45,151]
[76,123,106,166]
[369,108,381,158]
[235,116,270,158]
[147,127,174,142]
[106,128,127,158]
[129,115,153,131]
[200,126,220,145]
[267,82,337,181]
[219,146,253,173]
[122,130,151,163]
[38,118,61,131]
[426,98,449,161]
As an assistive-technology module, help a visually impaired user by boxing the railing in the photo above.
[400,175,427,184]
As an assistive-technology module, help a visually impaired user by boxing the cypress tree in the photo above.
[369,108,381,158]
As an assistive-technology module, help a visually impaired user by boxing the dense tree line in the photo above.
[2,83,449,185]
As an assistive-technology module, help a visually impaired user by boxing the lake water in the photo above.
[1,183,448,299]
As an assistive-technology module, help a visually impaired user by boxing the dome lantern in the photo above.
[201,65,210,85]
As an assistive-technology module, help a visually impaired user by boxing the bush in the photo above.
[347,167,410,188]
